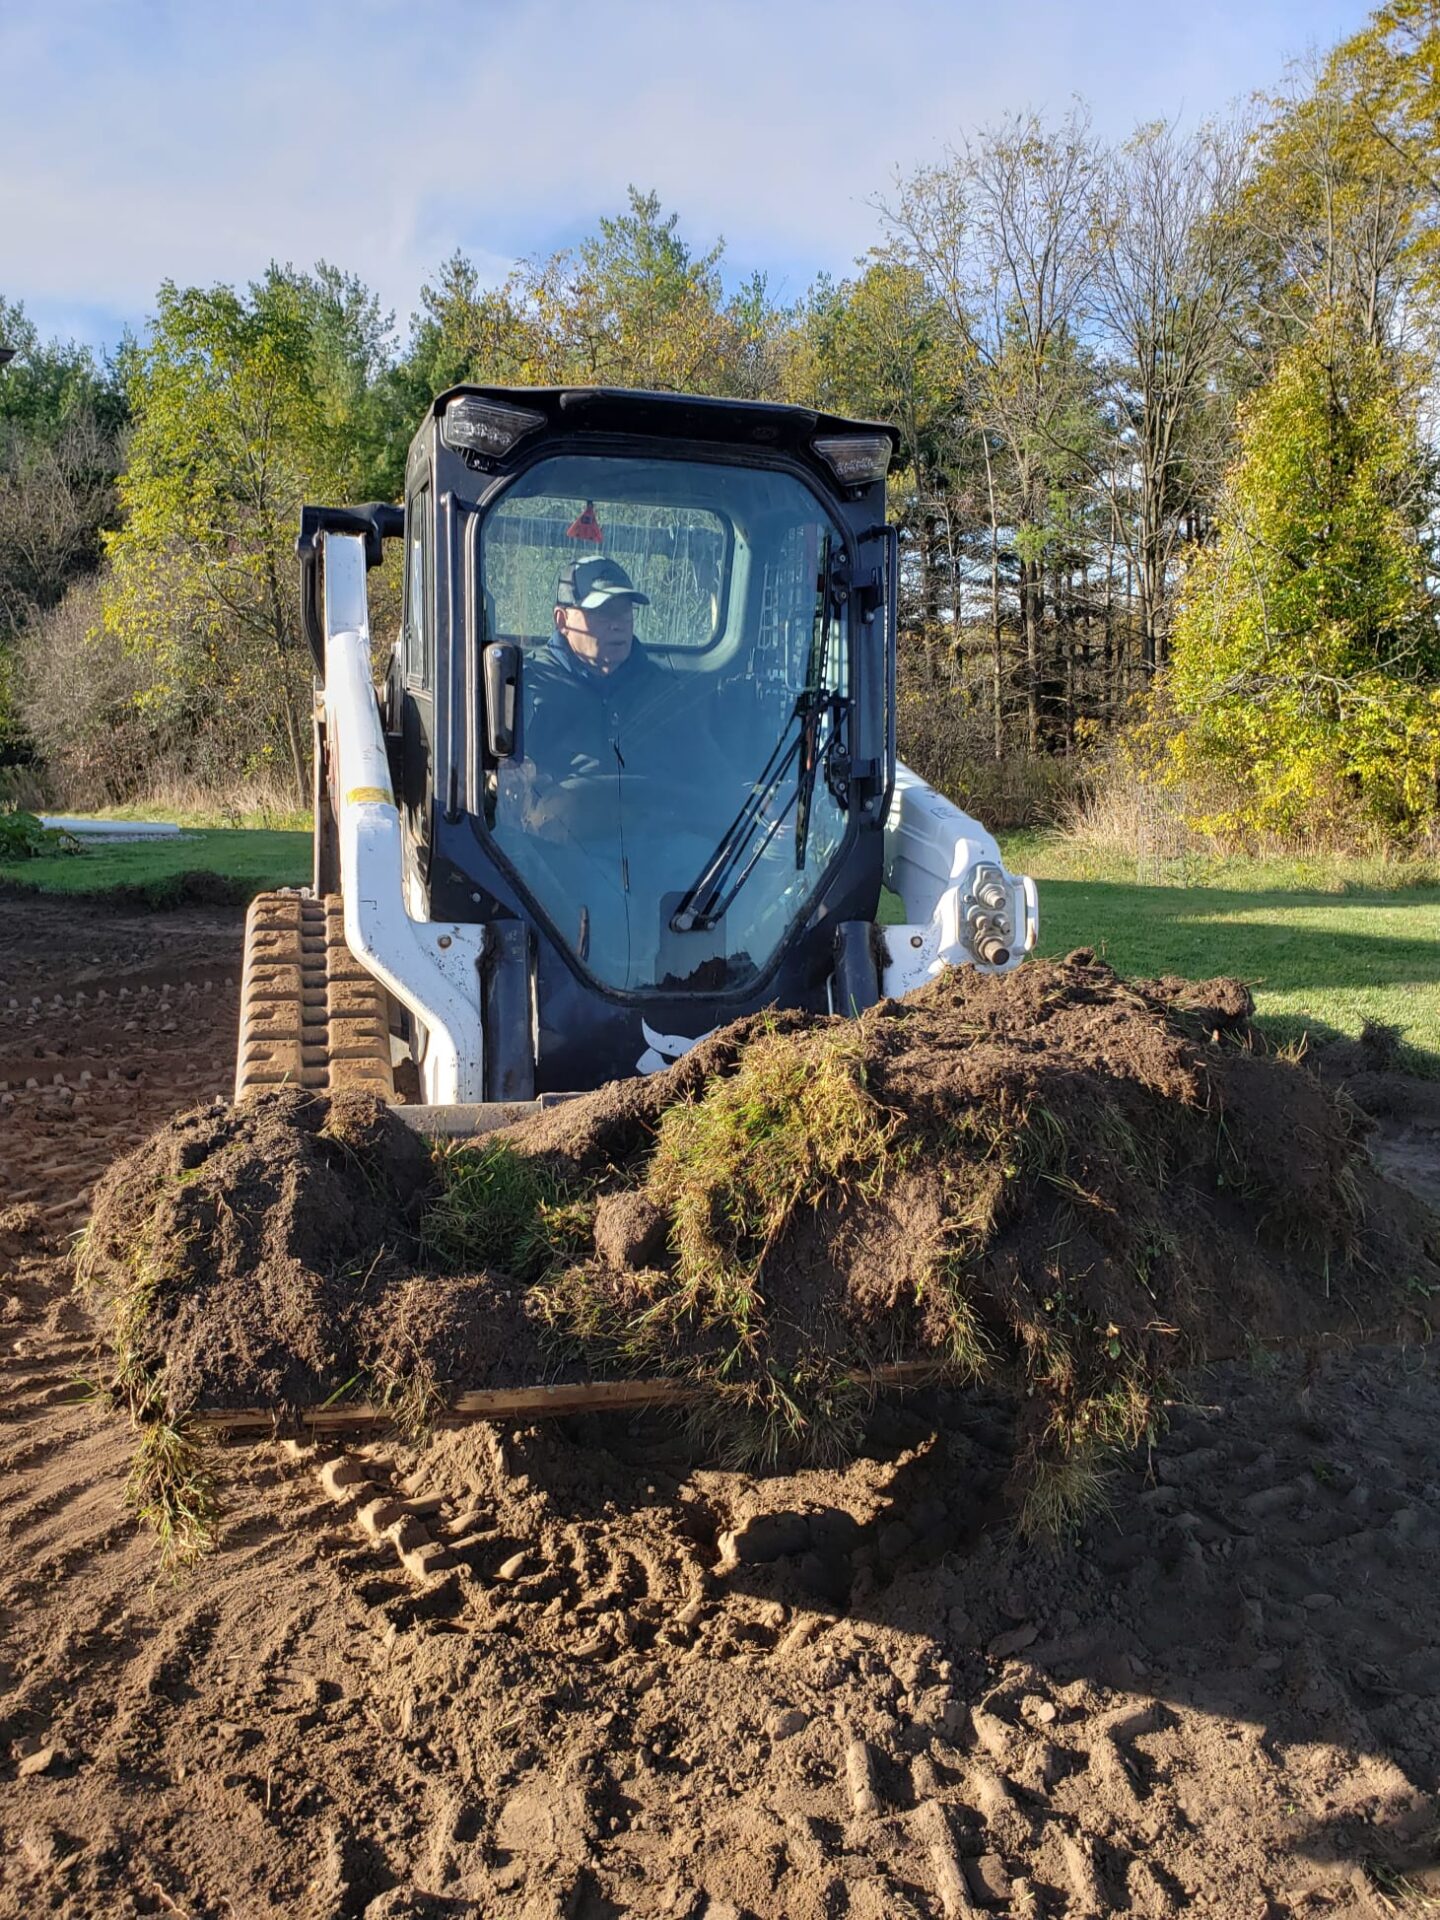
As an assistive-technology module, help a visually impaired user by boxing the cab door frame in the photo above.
[399,471,436,885]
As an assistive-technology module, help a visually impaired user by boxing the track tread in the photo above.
[235,893,394,1101]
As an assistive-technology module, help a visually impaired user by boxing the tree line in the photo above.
[5,0,1440,842]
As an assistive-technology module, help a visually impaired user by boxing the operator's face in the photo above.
[556,600,634,676]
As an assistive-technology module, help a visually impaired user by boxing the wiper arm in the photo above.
[794,690,845,873]
[672,532,847,936]
[669,715,804,933]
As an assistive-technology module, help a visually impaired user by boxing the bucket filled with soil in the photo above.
[80,955,1440,1551]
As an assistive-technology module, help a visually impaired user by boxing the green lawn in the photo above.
[6,820,1436,1070]
[0,828,310,904]
[1001,830,1440,1071]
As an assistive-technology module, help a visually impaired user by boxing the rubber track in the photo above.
[234,892,395,1102]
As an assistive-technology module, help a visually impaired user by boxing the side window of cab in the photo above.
[404,485,431,688]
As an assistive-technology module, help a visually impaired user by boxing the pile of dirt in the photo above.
[83,955,1440,1517]
[80,1089,559,1421]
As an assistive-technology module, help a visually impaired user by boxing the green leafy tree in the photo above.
[790,260,969,632]
[406,191,789,402]
[400,251,536,406]
[0,298,126,765]
[104,266,399,801]
[0,296,126,446]
[517,188,773,393]
[1166,322,1440,836]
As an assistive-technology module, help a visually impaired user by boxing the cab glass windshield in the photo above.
[479,455,850,995]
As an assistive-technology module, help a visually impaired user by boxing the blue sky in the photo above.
[2,0,1370,358]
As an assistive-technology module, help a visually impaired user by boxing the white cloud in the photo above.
[1,0,1366,350]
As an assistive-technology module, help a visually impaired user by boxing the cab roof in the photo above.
[422,384,901,472]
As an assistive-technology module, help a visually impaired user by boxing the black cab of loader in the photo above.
[303,386,900,1099]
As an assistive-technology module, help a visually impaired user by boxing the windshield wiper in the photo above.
[668,721,806,933]
[671,539,845,935]
[793,687,846,875]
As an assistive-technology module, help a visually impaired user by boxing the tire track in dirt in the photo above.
[0,897,242,1232]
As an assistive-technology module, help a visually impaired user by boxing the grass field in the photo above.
[5,819,1436,1070]
[1002,830,1440,1071]
[0,828,310,904]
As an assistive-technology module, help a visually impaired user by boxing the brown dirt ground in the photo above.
[2,894,1440,1918]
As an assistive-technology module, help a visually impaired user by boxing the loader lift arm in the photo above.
[298,502,404,669]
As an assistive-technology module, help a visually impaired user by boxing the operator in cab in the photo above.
[553,554,649,680]
[509,555,700,828]
[497,553,729,981]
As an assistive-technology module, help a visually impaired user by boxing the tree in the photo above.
[0,298,126,764]
[1090,118,1253,677]
[1331,0,1440,303]
[401,193,790,407]
[1166,321,1440,837]
[790,261,968,635]
[0,297,126,448]
[1240,41,1424,361]
[0,409,119,633]
[401,251,536,403]
[516,188,776,394]
[886,111,1105,750]
[269,262,411,500]
[104,266,399,801]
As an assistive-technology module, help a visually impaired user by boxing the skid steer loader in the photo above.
[234,386,1038,1125]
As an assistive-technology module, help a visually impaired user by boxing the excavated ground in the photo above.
[2,893,1440,1918]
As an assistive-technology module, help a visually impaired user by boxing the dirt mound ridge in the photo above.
[83,956,1440,1527]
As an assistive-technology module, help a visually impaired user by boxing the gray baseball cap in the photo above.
[555,556,650,610]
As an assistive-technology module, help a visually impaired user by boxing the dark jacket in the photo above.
[503,633,734,851]
[522,631,687,783]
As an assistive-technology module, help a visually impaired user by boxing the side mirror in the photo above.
[483,642,522,759]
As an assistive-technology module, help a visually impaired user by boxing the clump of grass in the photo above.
[540,1019,899,1377]
[1367,1864,1440,1915]
[76,1205,181,1414]
[1018,1442,1118,1542]
[421,1137,591,1279]
[648,1019,898,1318]
[911,1097,1078,1375]
[530,1020,902,1466]
[371,1353,445,1443]
[1011,1296,1167,1539]
[1359,1016,1404,1070]
[125,1414,219,1570]
[684,1361,872,1471]
[77,1201,224,1567]
[530,1259,663,1357]
[928,1268,997,1379]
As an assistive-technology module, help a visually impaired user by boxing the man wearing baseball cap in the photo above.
[511,553,690,841]
[552,555,651,679]
[494,544,741,984]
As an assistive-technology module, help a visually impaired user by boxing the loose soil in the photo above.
[2,894,1440,1917]
[81,954,1440,1473]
